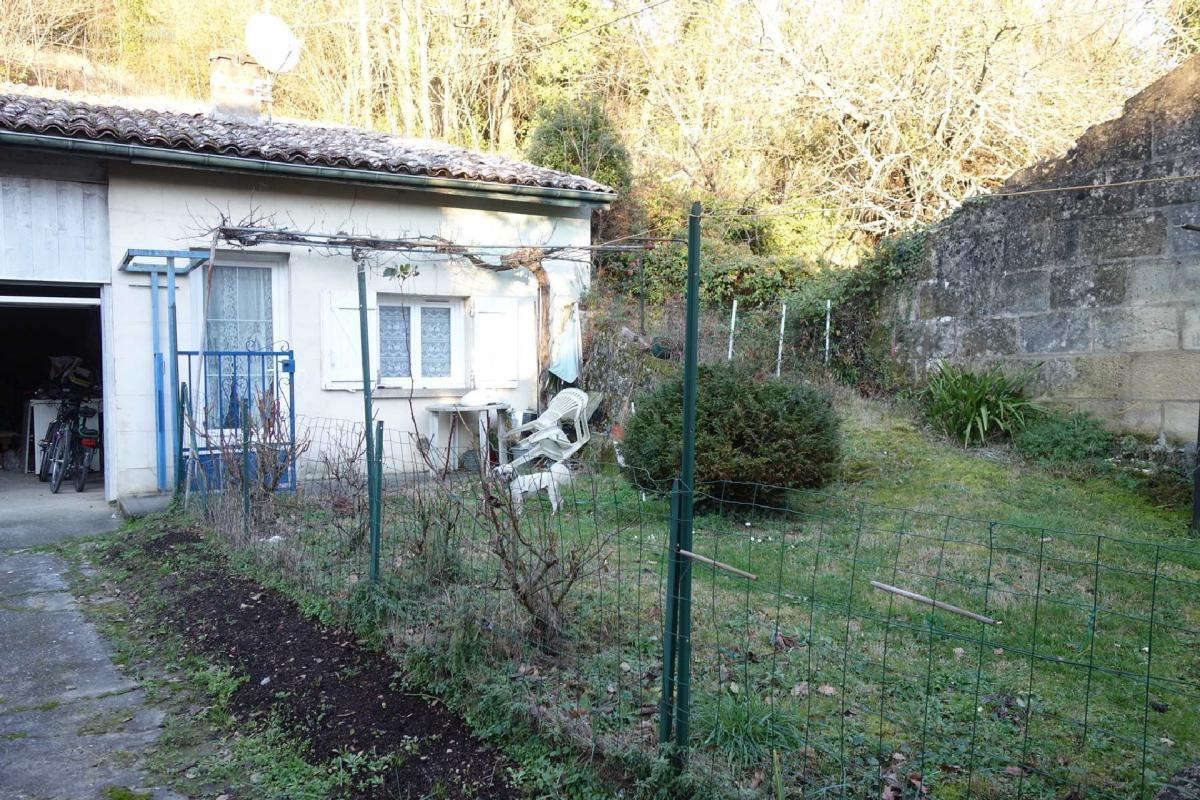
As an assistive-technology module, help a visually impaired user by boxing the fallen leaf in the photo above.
[748,770,764,789]
[953,647,965,660]
[791,682,809,697]
[818,684,837,696]
[1004,765,1025,777]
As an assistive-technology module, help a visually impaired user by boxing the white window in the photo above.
[195,258,289,428]
[378,297,465,388]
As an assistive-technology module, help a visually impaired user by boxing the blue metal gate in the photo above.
[177,348,297,493]
[120,248,300,497]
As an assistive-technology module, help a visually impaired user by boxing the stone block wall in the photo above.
[895,57,1200,443]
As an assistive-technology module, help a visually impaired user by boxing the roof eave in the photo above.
[0,129,618,208]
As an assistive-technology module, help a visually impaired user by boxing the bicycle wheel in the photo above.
[74,448,91,493]
[48,432,69,494]
[37,422,59,482]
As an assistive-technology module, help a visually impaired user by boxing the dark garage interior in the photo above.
[0,289,103,478]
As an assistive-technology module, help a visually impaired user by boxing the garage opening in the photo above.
[0,283,105,496]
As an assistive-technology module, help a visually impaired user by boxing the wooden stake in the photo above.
[679,548,757,581]
[869,580,1000,625]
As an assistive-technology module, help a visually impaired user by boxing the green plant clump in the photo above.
[621,363,841,503]
[921,360,1035,446]
[1013,409,1115,465]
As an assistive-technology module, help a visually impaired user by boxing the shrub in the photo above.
[1012,409,1115,465]
[921,361,1035,446]
[621,364,841,503]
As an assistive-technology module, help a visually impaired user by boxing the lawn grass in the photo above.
[196,394,1197,799]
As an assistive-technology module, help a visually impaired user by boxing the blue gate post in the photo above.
[283,353,297,489]
[168,256,183,498]
[150,269,167,492]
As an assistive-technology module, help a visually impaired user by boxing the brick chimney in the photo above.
[208,52,269,123]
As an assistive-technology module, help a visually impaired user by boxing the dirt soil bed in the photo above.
[137,527,517,800]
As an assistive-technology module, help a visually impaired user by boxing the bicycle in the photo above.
[37,398,74,482]
[44,399,101,493]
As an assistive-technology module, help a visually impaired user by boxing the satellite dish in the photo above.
[245,13,301,74]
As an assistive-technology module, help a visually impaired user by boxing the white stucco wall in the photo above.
[104,164,593,500]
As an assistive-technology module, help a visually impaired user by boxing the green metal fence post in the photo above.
[672,201,702,760]
[1192,403,1198,533]
[184,391,208,511]
[356,259,380,582]
[241,400,251,536]
[371,419,384,582]
[175,382,187,498]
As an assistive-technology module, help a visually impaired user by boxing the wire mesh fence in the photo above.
[181,408,1199,799]
[672,485,1199,798]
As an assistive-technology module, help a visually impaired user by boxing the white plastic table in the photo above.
[424,402,511,475]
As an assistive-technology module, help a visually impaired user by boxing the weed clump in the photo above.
[1013,409,1114,465]
[921,361,1034,446]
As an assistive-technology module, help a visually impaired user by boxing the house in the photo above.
[0,54,615,503]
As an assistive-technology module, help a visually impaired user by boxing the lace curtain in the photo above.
[420,307,452,377]
[203,265,273,427]
[380,306,412,378]
[379,304,452,379]
[206,265,273,350]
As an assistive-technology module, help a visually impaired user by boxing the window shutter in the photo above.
[472,296,520,389]
[321,291,378,390]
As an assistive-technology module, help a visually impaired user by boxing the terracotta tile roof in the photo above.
[0,88,615,196]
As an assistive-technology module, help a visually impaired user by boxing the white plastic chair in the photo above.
[505,388,589,469]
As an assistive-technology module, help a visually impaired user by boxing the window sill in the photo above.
[373,386,471,399]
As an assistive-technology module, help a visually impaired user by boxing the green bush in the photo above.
[921,361,1035,446]
[1013,409,1115,465]
[621,364,841,503]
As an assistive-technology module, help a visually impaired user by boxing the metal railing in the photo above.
[176,348,297,494]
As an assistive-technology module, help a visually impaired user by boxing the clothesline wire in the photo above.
[217,225,668,255]
[694,170,1200,221]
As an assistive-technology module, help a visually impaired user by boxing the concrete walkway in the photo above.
[0,472,178,799]
[0,470,120,549]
